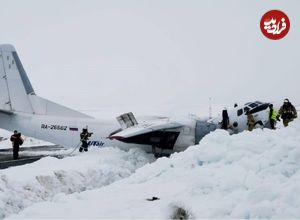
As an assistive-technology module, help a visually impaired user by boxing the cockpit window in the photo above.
[249,103,258,108]
[249,103,269,114]
[237,108,243,116]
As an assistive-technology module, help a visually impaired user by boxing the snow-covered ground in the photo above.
[0,147,154,218]
[2,117,299,219]
[0,129,53,150]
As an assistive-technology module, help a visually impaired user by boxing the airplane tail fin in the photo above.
[0,44,92,118]
[0,44,35,114]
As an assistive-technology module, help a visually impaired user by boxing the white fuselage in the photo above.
[0,112,197,153]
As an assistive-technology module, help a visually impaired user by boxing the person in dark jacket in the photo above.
[10,131,23,159]
[79,128,92,152]
[221,109,229,129]
[279,99,297,127]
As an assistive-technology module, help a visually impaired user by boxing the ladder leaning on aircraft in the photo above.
[0,44,274,155]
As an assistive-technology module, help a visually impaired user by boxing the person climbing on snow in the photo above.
[246,111,264,131]
[279,99,297,127]
[269,104,279,129]
[10,130,24,160]
[246,111,256,131]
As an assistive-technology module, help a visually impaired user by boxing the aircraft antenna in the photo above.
[209,97,212,119]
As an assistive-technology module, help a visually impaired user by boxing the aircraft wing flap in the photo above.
[110,120,183,139]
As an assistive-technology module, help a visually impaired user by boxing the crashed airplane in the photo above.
[0,44,271,155]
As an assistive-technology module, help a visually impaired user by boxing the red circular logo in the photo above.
[260,10,290,40]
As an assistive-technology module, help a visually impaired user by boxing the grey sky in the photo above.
[0,0,299,118]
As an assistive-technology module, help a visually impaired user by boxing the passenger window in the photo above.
[237,109,243,116]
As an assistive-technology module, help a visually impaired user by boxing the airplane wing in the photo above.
[110,119,183,140]
[110,112,184,150]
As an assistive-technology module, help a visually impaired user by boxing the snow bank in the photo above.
[0,147,154,218]
[10,118,300,219]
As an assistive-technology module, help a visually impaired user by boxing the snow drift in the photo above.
[0,148,154,218]
[9,118,300,219]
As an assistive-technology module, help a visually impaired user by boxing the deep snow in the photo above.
[4,117,300,219]
[0,148,155,218]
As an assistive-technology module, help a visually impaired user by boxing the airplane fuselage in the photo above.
[0,112,150,151]
[0,112,199,154]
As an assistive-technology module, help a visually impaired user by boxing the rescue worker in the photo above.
[269,104,279,129]
[246,111,256,131]
[279,99,297,127]
[10,130,24,159]
[79,128,90,152]
[221,108,229,129]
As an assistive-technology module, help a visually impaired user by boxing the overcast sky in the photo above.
[0,0,299,117]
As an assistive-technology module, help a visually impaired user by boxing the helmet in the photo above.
[284,99,289,103]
